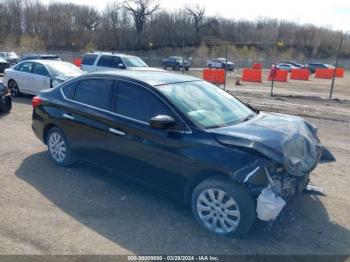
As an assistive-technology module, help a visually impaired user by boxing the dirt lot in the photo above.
[188,69,350,101]
[0,73,350,256]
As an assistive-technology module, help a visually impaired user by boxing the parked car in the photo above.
[0,81,11,113]
[0,52,20,65]
[19,54,61,63]
[276,63,299,72]
[0,57,10,74]
[32,70,335,237]
[279,61,305,69]
[81,52,162,73]
[305,63,335,74]
[207,58,235,71]
[4,60,83,97]
[163,56,190,71]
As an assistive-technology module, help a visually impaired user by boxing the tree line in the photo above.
[0,0,349,60]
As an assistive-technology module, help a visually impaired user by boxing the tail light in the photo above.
[32,96,42,107]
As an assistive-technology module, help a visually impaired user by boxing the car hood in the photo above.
[129,67,165,72]
[211,112,335,176]
[54,72,86,81]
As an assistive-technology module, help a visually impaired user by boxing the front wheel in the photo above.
[47,127,75,166]
[192,176,256,237]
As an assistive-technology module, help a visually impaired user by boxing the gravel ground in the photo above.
[0,77,349,256]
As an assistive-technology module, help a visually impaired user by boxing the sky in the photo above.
[54,0,350,32]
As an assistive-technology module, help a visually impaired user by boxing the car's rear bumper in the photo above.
[32,110,46,144]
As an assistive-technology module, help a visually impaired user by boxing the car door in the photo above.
[96,55,125,71]
[31,62,51,94]
[12,62,34,93]
[104,80,185,195]
[58,78,115,163]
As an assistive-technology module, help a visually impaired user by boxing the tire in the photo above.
[8,80,20,97]
[2,102,11,113]
[47,127,75,166]
[163,64,167,70]
[208,64,212,69]
[191,176,256,238]
[185,66,190,71]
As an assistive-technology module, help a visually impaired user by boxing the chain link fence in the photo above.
[17,45,350,100]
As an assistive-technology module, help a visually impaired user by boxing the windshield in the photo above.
[158,81,255,128]
[123,57,148,68]
[47,62,83,76]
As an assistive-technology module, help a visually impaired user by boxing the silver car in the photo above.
[4,60,83,97]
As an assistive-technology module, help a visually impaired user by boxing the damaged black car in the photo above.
[31,71,335,237]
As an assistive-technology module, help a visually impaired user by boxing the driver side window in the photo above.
[115,81,175,124]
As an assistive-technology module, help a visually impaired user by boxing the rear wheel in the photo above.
[8,80,20,97]
[47,127,75,166]
[192,176,256,237]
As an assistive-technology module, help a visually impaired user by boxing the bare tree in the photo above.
[185,4,217,46]
[123,0,160,48]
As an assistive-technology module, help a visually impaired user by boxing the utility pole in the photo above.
[182,39,185,75]
[329,34,344,100]
[224,43,228,90]
[271,40,284,96]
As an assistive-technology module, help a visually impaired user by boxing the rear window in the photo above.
[74,79,114,110]
[62,81,78,99]
[15,62,33,73]
[81,54,98,65]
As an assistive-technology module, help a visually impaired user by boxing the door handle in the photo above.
[63,113,74,120]
[109,128,125,136]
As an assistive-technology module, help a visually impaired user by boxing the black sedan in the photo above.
[31,71,335,237]
[306,63,334,74]
[0,81,11,113]
[0,57,10,74]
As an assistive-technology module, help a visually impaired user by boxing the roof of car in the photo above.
[85,52,138,58]
[82,70,200,86]
[20,59,70,65]
[23,54,59,58]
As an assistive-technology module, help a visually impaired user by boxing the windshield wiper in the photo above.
[242,114,256,122]
[206,124,226,129]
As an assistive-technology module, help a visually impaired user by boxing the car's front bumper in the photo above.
[0,94,12,112]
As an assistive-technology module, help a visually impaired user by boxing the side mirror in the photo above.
[150,115,176,130]
[118,63,126,69]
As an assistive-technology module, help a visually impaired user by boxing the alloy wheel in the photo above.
[8,81,19,97]
[196,188,241,234]
[48,132,67,163]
